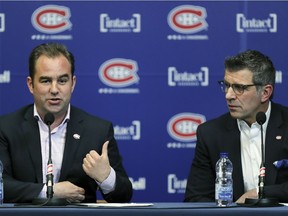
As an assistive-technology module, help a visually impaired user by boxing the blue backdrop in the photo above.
[0,0,287,202]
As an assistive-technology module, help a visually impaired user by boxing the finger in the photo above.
[101,141,109,157]
[83,157,90,167]
[73,194,85,202]
[78,194,85,201]
[88,150,100,159]
[82,163,87,173]
[82,158,93,172]
[77,187,85,195]
[85,152,94,161]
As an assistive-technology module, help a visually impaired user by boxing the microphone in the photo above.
[44,112,55,199]
[256,112,266,200]
[32,112,67,206]
[244,111,279,207]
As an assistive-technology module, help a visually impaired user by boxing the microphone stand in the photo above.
[32,119,67,206]
[244,117,279,207]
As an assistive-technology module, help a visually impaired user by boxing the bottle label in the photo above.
[215,184,233,200]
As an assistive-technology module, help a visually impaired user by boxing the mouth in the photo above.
[47,98,61,105]
[228,104,240,111]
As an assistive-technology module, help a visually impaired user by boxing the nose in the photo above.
[50,81,59,95]
[225,86,236,100]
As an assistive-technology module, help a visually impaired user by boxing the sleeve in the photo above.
[184,124,216,202]
[100,123,133,203]
[96,167,116,194]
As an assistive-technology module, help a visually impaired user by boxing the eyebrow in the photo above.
[224,80,248,85]
[39,74,70,80]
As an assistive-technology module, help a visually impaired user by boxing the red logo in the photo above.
[168,5,208,34]
[31,5,72,34]
[167,113,206,142]
[99,58,139,87]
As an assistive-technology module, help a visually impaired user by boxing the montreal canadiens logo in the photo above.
[168,5,208,34]
[31,5,72,34]
[99,58,139,87]
[167,113,206,142]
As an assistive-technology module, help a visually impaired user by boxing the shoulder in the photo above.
[198,112,233,130]
[0,104,33,121]
[271,102,288,113]
[270,102,288,123]
[70,106,112,126]
[0,104,34,132]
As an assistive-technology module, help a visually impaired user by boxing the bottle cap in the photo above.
[220,152,228,157]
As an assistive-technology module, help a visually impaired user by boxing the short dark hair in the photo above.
[225,50,275,87]
[224,50,275,98]
[29,43,75,80]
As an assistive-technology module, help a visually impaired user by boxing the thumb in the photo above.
[101,141,109,156]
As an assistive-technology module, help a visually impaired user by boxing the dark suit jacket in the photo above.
[184,102,288,203]
[0,104,132,203]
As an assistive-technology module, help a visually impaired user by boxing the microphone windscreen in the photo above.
[256,112,266,125]
[44,112,55,125]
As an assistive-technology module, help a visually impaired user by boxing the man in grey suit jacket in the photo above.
[0,43,132,203]
[184,50,288,204]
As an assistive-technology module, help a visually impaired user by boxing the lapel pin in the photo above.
[73,134,80,140]
[276,136,282,140]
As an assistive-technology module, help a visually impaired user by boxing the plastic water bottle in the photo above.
[0,160,3,205]
[215,152,233,207]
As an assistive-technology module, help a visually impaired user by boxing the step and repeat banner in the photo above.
[0,1,287,202]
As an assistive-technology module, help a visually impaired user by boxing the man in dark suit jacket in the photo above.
[184,50,288,204]
[0,43,132,203]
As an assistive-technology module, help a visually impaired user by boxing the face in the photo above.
[27,55,76,121]
[224,69,268,125]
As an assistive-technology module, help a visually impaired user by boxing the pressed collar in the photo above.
[33,104,70,126]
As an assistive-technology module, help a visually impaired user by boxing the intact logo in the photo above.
[167,112,205,142]
[99,58,139,88]
[168,5,208,34]
[100,13,141,33]
[168,66,209,87]
[31,5,72,34]
[114,120,141,140]
[0,13,5,32]
[236,13,277,33]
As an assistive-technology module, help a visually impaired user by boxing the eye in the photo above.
[233,84,245,93]
[58,77,69,85]
[40,78,51,84]
[223,81,230,88]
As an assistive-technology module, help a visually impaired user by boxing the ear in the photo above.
[26,76,34,94]
[261,84,273,103]
[71,75,76,93]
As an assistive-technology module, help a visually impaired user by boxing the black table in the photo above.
[0,202,287,216]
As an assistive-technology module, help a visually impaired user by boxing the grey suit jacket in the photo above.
[184,102,288,203]
[0,104,132,203]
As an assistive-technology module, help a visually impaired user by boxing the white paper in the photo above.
[78,203,154,207]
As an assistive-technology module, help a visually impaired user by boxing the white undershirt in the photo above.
[237,101,271,192]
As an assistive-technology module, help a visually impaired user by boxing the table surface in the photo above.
[0,202,287,216]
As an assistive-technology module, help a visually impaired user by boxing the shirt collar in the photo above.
[33,104,71,126]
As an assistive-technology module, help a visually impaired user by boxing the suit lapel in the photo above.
[22,107,43,183]
[265,104,284,185]
[59,108,84,181]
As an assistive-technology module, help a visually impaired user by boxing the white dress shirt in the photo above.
[237,101,271,192]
